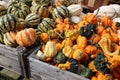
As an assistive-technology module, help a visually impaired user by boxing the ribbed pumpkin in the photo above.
[30,1,49,18]
[0,14,18,33]
[0,5,7,17]
[7,2,31,19]
[3,31,17,47]
[25,13,40,26]
[15,28,37,47]
[37,18,55,33]
[52,5,70,19]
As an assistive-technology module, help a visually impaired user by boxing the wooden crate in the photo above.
[0,43,39,78]
[25,46,89,80]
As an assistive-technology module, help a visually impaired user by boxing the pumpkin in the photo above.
[0,14,18,33]
[62,45,74,58]
[25,13,40,26]
[52,5,70,20]
[89,34,101,44]
[37,18,55,33]
[84,45,97,55]
[73,49,84,61]
[15,28,37,47]
[3,31,17,47]
[94,6,117,19]
[62,38,73,47]
[96,26,104,35]
[67,4,83,16]
[7,2,31,19]
[101,16,113,27]
[64,29,79,41]
[78,20,89,29]
[39,33,49,43]
[76,35,87,50]
[31,2,49,18]
[44,40,57,57]
[0,5,7,17]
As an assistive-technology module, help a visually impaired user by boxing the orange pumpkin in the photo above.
[89,34,101,44]
[84,45,97,55]
[73,49,84,61]
[15,28,37,47]
[101,16,113,27]
[96,26,104,35]
[62,38,73,47]
[83,13,98,24]
[76,36,87,50]
[40,33,49,43]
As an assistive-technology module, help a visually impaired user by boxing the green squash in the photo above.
[52,5,70,19]
[0,14,18,33]
[7,1,31,19]
[37,18,55,33]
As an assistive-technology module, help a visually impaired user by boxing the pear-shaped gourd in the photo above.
[36,50,46,61]
[44,40,57,57]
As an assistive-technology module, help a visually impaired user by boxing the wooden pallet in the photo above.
[22,46,89,80]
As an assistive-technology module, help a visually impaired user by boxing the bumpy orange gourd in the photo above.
[40,33,49,43]
[76,36,87,50]
[96,26,104,35]
[62,38,73,47]
[101,16,113,27]
[73,49,84,61]
[84,45,97,55]
[15,28,37,47]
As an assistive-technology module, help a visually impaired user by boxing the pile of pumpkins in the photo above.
[0,0,82,47]
[0,0,120,80]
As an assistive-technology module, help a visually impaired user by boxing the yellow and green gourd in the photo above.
[37,18,55,33]
[25,13,40,27]
[0,14,18,33]
[7,1,31,19]
[52,5,70,19]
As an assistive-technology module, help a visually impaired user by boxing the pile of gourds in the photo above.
[0,0,120,80]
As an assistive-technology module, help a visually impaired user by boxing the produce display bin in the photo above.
[0,43,39,78]
[23,46,89,80]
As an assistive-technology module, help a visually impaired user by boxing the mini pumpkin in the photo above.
[84,45,97,55]
[39,33,49,43]
[15,28,37,47]
[73,49,84,61]
[101,16,113,27]
[62,38,73,47]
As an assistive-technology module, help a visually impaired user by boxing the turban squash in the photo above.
[15,28,37,47]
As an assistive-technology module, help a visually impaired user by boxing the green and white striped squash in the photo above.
[37,18,55,33]
[30,2,49,18]
[3,31,17,47]
[7,2,31,19]
[0,14,18,33]
[52,5,70,19]
[25,13,40,26]
[0,5,7,17]
[0,32,4,44]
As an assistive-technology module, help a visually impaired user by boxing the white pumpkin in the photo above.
[0,1,8,8]
[113,18,120,23]
[67,4,83,16]
[94,6,117,19]
[109,4,120,15]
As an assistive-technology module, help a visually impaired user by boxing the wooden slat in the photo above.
[29,57,89,80]
[0,55,21,74]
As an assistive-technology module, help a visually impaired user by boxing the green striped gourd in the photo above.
[0,32,4,44]
[17,18,27,30]
[30,1,49,18]
[7,1,31,19]
[0,14,18,33]
[37,18,55,33]
[3,31,17,47]
[25,13,40,26]
[0,5,7,17]
[52,5,70,19]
